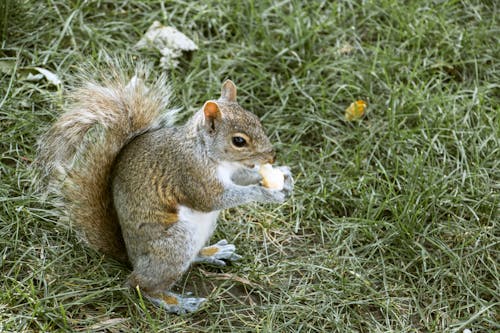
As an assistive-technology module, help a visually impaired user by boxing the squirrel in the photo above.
[35,65,293,314]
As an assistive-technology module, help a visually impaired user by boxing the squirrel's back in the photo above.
[36,66,176,262]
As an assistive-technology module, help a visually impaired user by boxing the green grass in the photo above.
[1,0,498,331]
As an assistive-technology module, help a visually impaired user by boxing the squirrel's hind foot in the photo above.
[146,292,206,314]
[194,239,242,266]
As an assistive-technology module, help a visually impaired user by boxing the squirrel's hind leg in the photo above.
[147,238,241,312]
[125,225,206,314]
[145,292,206,314]
[128,268,203,314]
[128,260,206,314]
[193,239,242,266]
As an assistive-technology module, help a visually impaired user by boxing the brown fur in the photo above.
[36,67,174,262]
[35,70,291,311]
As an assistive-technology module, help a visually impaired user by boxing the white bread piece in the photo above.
[259,164,284,190]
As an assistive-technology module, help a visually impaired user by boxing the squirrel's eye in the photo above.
[232,136,247,148]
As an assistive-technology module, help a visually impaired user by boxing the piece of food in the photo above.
[258,164,284,190]
[135,21,198,69]
[345,100,367,121]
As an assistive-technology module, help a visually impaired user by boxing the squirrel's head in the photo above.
[198,80,275,168]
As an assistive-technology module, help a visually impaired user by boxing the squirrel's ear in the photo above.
[203,101,221,132]
[220,79,237,102]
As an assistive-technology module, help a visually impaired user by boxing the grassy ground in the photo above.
[1,0,498,332]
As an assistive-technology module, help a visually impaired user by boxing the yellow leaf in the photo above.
[345,100,367,121]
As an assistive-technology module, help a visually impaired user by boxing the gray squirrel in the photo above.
[36,66,293,314]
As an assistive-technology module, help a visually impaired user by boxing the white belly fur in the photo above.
[178,205,219,255]
[216,161,241,186]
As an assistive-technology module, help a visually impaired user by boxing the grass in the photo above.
[1,0,498,331]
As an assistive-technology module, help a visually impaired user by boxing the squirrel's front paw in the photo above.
[259,185,286,203]
[278,166,294,197]
[194,239,242,266]
[261,166,293,203]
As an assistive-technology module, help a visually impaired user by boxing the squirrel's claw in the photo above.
[279,166,294,197]
[146,292,206,314]
[194,239,242,266]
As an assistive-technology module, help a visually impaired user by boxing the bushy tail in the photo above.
[36,65,175,262]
